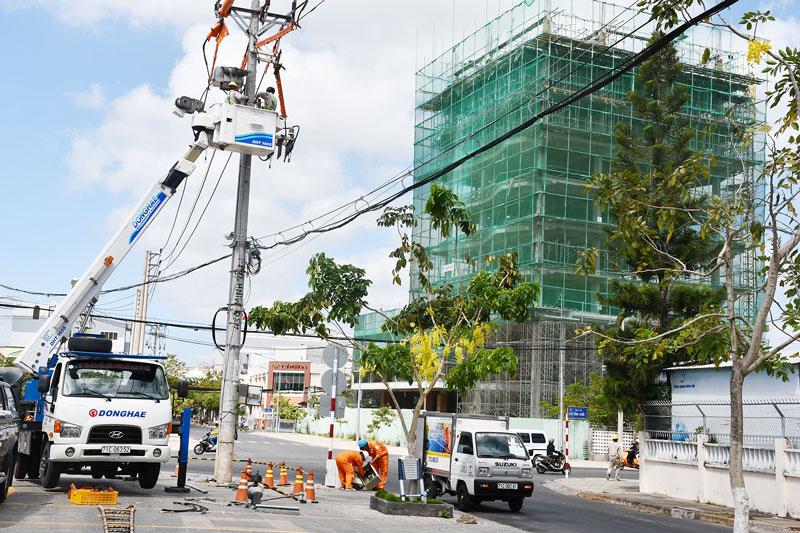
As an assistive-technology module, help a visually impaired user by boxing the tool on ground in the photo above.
[305,470,318,503]
[161,501,209,514]
[98,505,135,533]
[351,463,381,491]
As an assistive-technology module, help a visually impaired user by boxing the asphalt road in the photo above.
[171,426,728,533]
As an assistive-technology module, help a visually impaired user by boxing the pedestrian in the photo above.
[256,86,278,111]
[359,439,389,489]
[606,433,622,481]
[335,450,366,490]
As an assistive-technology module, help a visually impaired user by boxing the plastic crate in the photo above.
[68,484,118,505]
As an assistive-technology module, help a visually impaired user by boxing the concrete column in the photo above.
[776,437,788,517]
[638,431,648,493]
[696,434,708,503]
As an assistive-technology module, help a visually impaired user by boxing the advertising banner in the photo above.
[424,415,453,471]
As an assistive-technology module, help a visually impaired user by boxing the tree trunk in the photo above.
[729,364,749,533]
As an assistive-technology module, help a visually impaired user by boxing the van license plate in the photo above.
[497,483,518,490]
[101,446,130,454]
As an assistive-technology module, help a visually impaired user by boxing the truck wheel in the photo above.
[14,453,29,480]
[456,483,473,512]
[67,336,112,353]
[508,496,524,512]
[0,452,15,502]
[40,443,61,489]
[138,463,160,489]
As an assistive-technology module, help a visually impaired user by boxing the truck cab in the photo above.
[418,413,534,513]
[18,336,174,489]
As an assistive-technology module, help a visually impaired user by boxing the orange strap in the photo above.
[206,20,230,83]
[275,69,287,118]
[219,0,235,17]
[256,22,297,49]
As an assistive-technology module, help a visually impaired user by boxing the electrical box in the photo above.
[194,103,278,157]
[211,66,248,89]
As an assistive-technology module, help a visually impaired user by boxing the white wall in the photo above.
[640,433,800,518]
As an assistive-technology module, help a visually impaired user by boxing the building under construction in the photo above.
[357,0,765,417]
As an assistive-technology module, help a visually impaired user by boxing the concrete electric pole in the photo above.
[214,0,297,483]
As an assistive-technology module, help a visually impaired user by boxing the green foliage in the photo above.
[248,185,539,451]
[273,395,306,421]
[540,373,620,427]
[367,406,398,435]
[163,353,187,388]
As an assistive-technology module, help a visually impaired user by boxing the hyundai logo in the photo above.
[108,431,124,440]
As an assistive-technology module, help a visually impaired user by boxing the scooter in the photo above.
[534,450,571,475]
[194,430,216,455]
[622,442,639,469]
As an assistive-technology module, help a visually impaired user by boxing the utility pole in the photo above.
[131,250,159,354]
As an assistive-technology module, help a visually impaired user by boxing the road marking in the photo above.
[0,523,304,532]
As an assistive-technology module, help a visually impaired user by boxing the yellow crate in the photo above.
[68,487,118,505]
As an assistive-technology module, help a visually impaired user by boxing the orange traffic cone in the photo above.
[292,467,304,495]
[234,467,250,503]
[172,462,179,477]
[305,470,318,503]
[263,461,274,488]
[278,461,290,486]
[245,458,253,481]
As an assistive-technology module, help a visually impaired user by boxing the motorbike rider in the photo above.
[546,438,556,458]
[208,423,219,449]
[627,439,639,465]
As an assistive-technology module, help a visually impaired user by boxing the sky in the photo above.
[0,0,797,367]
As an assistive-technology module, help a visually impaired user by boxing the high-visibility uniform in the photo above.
[365,440,389,489]
[335,450,364,489]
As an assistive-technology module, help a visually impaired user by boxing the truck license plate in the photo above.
[101,446,130,454]
[497,483,518,490]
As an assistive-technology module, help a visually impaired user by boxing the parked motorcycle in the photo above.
[534,450,571,475]
[194,430,216,455]
[622,441,639,469]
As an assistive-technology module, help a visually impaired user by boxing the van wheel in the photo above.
[424,477,439,500]
[138,463,160,489]
[14,453,28,480]
[457,483,473,512]
[40,443,60,489]
[508,496,524,512]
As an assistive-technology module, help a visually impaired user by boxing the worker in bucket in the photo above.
[335,449,367,490]
[256,86,278,111]
[359,439,389,490]
[224,81,246,105]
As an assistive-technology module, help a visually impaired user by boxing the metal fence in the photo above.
[642,398,800,449]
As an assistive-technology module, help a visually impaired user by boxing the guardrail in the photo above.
[645,439,697,463]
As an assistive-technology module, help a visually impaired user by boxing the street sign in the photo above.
[321,369,346,395]
[567,406,588,419]
[264,408,273,414]
[319,395,346,418]
[322,344,348,369]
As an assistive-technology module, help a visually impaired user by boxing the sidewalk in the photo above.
[249,430,409,455]
[544,475,800,532]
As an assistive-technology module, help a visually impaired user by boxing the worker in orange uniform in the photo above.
[335,450,366,490]
[359,439,389,489]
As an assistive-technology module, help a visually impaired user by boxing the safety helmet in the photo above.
[612,434,619,440]
[358,439,368,449]
[227,81,238,90]
[266,86,276,93]
[548,438,554,443]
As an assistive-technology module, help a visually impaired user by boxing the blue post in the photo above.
[177,407,191,487]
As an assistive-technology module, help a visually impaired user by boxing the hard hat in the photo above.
[358,439,368,449]
[612,434,619,440]
[548,438,554,443]
[266,86,276,93]
[227,81,238,90]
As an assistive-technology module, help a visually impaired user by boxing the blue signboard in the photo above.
[265,408,273,414]
[567,407,588,419]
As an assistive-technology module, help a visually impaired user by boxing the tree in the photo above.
[273,395,306,421]
[540,373,619,427]
[579,32,725,417]
[163,353,187,389]
[582,5,800,530]
[366,406,397,437]
[249,184,540,453]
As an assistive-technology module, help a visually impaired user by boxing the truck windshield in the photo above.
[62,360,169,400]
[475,432,529,460]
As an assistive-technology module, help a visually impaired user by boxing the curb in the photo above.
[573,491,797,531]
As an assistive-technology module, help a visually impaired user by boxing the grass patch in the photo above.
[375,489,443,505]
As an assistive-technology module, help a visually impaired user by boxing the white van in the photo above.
[517,430,549,458]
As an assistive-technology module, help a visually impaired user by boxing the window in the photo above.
[62,360,169,399]
[101,331,118,340]
[475,432,528,460]
[274,372,304,392]
[518,432,530,443]
[531,433,547,444]
[3,388,15,413]
[457,432,473,454]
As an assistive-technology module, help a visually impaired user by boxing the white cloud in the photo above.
[67,84,107,110]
